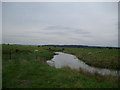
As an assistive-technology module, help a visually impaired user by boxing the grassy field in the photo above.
[49,47,119,70]
[2,44,119,88]
[0,62,1,89]
[65,48,119,70]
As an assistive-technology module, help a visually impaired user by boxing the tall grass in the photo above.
[2,45,119,88]
[61,47,119,70]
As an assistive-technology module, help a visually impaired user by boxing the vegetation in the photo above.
[0,44,2,89]
[43,47,120,70]
[62,48,119,70]
[2,44,119,88]
[46,47,119,70]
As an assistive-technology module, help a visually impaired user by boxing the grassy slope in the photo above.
[2,45,118,88]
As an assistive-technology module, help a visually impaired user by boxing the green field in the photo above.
[2,44,119,88]
[63,47,119,70]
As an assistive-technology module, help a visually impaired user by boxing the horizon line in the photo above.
[1,43,119,48]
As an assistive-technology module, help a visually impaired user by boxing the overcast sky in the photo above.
[2,2,118,47]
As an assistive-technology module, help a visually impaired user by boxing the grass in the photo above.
[0,44,2,89]
[2,45,119,88]
[2,45,55,61]
[61,47,119,70]
[3,59,118,88]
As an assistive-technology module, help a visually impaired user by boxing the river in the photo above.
[47,52,119,76]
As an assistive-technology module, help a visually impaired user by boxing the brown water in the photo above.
[47,52,119,76]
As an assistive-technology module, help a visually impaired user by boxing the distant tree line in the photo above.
[43,45,120,49]
[2,43,120,49]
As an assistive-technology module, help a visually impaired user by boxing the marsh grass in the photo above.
[62,47,119,70]
[2,45,119,88]
[3,59,118,88]
[61,66,118,83]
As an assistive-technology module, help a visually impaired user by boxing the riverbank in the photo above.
[63,48,119,70]
[2,45,119,88]
[47,52,118,76]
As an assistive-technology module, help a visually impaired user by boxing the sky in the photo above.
[2,2,118,47]
[0,2,2,44]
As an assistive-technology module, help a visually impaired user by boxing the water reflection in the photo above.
[47,52,119,76]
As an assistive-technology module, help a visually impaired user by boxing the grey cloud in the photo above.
[43,25,90,35]
[34,31,67,35]
[2,2,118,47]
[31,25,92,38]
[73,29,90,34]
[6,35,28,38]
[44,25,72,30]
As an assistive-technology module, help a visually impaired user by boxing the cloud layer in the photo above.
[2,2,118,47]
